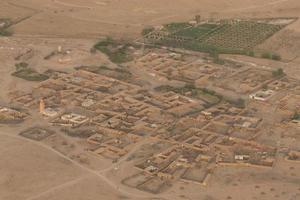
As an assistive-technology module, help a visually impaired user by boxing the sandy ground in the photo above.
[1,1,300,200]
[0,0,299,37]
[0,0,299,59]
[0,132,153,200]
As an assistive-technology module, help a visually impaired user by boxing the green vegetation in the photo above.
[209,50,225,64]
[272,68,285,77]
[145,19,285,56]
[204,21,281,51]
[261,52,272,59]
[176,24,218,38]
[246,51,255,57]
[261,52,281,60]
[12,62,49,81]
[94,37,133,63]
[271,53,281,61]
[164,22,191,32]
[0,19,13,36]
[292,112,300,120]
[15,62,29,71]
[0,30,13,36]
[142,26,155,36]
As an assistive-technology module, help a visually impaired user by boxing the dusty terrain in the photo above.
[0,1,300,200]
[0,0,300,59]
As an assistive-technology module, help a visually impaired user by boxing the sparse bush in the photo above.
[12,68,49,81]
[201,88,217,96]
[262,52,281,61]
[164,22,191,32]
[142,26,155,36]
[292,112,300,120]
[246,51,255,57]
[0,29,13,36]
[261,52,272,59]
[271,53,281,61]
[15,62,29,71]
[272,68,285,77]
[12,62,48,81]
[93,37,133,63]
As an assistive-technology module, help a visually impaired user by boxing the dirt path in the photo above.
[98,136,152,173]
[24,176,89,200]
[0,131,159,199]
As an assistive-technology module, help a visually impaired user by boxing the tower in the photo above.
[195,15,201,24]
[58,45,62,53]
[39,99,45,114]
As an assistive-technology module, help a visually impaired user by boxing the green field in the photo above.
[144,19,290,54]
[204,21,282,50]
[176,24,218,39]
[164,22,191,32]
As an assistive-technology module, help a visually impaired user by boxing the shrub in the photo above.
[292,112,300,120]
[261,52,272,59]
[246,51,255,57]
[15,62,29,71]
[271,53,281,61]
[261,52,281,61]
[164,22,190,32]
[93,37,133,63]
[272,68,285,77]
[0,30,13,36]
[142,26,155,36]
[12,68,49,81]
[12,62,48,81]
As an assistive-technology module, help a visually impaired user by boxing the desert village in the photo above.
[0,42,299,195]
[0,0,300,200]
